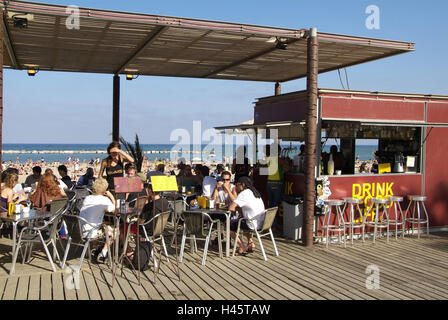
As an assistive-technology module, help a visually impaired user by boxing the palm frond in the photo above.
[119,134,144,172]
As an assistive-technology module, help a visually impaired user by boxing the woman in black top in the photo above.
[98,141,134,190]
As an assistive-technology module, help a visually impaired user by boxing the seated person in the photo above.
[45,168,68,191]
[178,165,196,190]
[24,166,42,188]
[120,185,169,259]
[29,172,67,211]
[201,166,217,198]
[77,167,95,187]
[228,177,266,256]
[212,171,237,207]
[1,172,27,216]
[211,164,225,179]
[58,165,74,189]
[187,165,217,207]
[79,178,116,263]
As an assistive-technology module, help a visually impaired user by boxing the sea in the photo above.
[1,143,377,164]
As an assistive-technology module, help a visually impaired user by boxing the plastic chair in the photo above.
[179,211,223,266]
[232,207,278,261]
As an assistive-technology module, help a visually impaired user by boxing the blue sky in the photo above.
[3,0,448,143]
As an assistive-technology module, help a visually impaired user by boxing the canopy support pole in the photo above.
[113,74,120,142]
[303,28,318,247]
[0,8,3,180]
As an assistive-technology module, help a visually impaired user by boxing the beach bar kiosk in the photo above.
[219,88,448,237]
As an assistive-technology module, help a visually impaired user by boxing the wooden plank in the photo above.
[89,265,114,300]
[109,268,137,300]
[157,263,211,300]
[158,264,201,300]
[28,274,40,300]
[216,256,286,300]
[178,260,226,300]
[15,275,29,300]
[264,253,352,300]
[52,272,65,300]
[76,271,91,300]
[181,262,236,300]
[344,244,448,299]
[40,273,52,300]
[82,269,102,300]
[328,244,432,299]
[234,254,325,300]
[207,259,263,300]
[306,248,410,300]
[62,270,78,300]
[2,276,19,300]
[137,269,165,300]
[0,277,8,300]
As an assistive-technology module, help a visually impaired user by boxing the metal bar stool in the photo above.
[388,196,406,240]
[365,198,390,244]
[405,195,429,239]
[342,198,365,245]
[321,199,346,249]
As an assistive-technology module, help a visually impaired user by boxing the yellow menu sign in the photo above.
[151,176,178,192]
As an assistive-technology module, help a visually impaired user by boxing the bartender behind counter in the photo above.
[322,145,344,175]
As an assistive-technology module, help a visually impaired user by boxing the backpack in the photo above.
[132,241,152,271]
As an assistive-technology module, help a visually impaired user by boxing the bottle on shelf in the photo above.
[327,154,335,175]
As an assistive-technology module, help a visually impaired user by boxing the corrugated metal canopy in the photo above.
[2,1,415,82]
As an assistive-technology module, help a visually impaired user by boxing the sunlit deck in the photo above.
[0,230,447,300]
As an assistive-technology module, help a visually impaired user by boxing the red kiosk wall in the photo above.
[423,127,448,227]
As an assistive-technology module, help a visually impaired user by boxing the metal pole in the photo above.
[303,28,318,247]
[112,74,120,142]
[0,9,3,183]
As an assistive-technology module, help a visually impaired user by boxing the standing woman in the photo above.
[98,142,134,190]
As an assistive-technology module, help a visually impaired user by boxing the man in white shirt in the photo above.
[229,176,266,255]
[79,178,116,263]
[200,166,217,198]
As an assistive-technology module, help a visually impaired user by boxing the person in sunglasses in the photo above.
[212,171,237,207]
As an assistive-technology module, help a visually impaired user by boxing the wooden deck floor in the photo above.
[0,229,447,300]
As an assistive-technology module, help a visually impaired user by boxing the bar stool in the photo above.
[405,195,429,239]
[342,198,365,245]
[321,199,346,249]
[388,196,406,240]
[365,198,390,244]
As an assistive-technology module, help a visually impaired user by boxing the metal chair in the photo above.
[321,200,346,248]
[169,199,185,247]
[388,196,406,239]
[60,214,112,272]
[365,197,390,244]
[10,207,66,274]
[405,195,429,239]
[179,211,223,266]
[232,207,279,261]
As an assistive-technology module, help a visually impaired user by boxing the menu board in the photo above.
[151,176,178,192]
